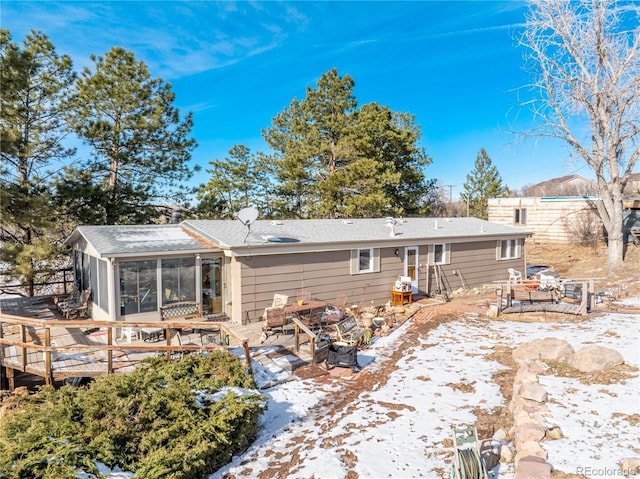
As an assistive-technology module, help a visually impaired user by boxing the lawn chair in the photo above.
[508,268,523,284]
[272,294,289,308]
[59,288,91,319]
[260,306,290,343]
[538,273,557,290]
[323,293,348,324]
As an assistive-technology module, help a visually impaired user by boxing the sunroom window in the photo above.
[119,260,158,315]
[161,258,196,304]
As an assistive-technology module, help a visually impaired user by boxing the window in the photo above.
[351,248,380,274]
[514,208,527,225]
[498,239,521,260]
[161,258,196,304]
[119,260,158,315]
[98,259,108,312]
[358,249,373,273]
[429,243,450,265]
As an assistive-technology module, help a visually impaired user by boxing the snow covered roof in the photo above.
[67,225,215,257]
[68,217,531,258]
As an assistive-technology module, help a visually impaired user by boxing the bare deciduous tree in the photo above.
[520,0,639,271]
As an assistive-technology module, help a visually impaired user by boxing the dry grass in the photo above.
[542,361,639,385]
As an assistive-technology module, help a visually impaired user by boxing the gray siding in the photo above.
[239,242,525,322]
[239,248,406,322]
[426,240,524,294]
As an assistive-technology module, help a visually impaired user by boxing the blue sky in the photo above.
[3,1,602,200]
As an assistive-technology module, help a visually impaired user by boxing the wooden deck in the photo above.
[0,296,256,390]
[496,278,596,316]
[0,296,336,390]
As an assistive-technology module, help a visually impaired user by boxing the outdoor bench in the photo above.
[160,301,202,320]
[141,301,203,342]
[334,316,368,346]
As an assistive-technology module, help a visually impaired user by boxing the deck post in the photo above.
[294,324,300,352]
[20,324,26,371]
[6,367,15,392]
[166,327,172,362]
[309,337,316,363]
[241,340,252,376]
[44,327,52,386]
[107,327,113,374]
[578,281,589,315]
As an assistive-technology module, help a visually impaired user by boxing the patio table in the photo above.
[285,300,328,329]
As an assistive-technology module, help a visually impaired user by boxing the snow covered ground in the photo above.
[74,296,639,478]
[213,298,639,479]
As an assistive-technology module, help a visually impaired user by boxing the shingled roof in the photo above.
[67,217,530,258]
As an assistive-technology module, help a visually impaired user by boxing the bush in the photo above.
[0,352,266,478]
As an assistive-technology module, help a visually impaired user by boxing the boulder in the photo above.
[515,455,551,479]
[500,444,514,464]
[513,338,575,365]
[621,457,640,475]
[514,441,548,462]
[568,345,624,373]
[519,383,548,403]
[543,425,563,440]
[493,428,508,442]
[515,422,546,445]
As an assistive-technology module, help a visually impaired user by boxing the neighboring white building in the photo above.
[488,196,640,244]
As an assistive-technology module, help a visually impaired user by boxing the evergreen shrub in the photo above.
[0,352,265,478]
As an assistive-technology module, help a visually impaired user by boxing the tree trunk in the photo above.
[597,178,626,271]
[604,198,625,272]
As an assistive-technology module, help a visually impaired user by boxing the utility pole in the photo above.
[444,185,455,204]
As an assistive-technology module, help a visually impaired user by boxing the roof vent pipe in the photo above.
[385,223,396,237]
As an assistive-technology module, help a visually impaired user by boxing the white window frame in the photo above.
[351,248,380,274]
[497,239,521,260]
[514,208,527,225]
[428,243,450,265]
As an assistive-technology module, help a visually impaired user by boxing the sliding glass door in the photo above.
[201,257,223,315]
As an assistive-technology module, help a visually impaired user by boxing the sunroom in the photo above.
[66,225,227,322]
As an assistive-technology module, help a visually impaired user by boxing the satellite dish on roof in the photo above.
[235,207,259,244]
[235,207,259,226]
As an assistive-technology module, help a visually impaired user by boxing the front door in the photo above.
[201,258,223,315]
[404,246,419,293]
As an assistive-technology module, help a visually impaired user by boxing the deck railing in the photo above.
[0,314,251,391]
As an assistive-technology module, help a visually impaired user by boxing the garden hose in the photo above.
[457,447,483,479]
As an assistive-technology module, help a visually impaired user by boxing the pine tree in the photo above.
[0,30,75,296]
[60,47,197,225]
[262,68,433,218]
[460,148,509,219]
[195,145,270,219]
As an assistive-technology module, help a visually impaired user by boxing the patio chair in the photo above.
[272,294,289,308]
[539,273,559,291]
[59,288,92,319]
[260,306,289,343]
[323,293,349,324]
[508,268,523,284]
